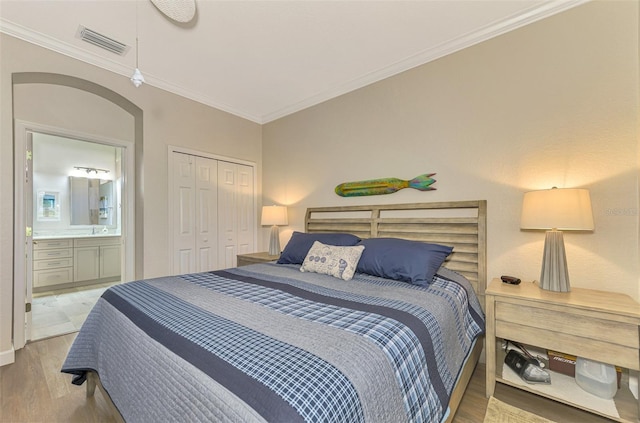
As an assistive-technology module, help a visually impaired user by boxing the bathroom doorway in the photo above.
[14,121,135,344]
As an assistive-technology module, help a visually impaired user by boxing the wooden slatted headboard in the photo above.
[305,201,487,305]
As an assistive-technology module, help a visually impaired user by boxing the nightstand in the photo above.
[485,278,640,422]
[237,252,280,267]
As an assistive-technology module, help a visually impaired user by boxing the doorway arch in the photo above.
[12,72,143,351]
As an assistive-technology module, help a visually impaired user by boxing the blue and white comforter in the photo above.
[62,263,484,423]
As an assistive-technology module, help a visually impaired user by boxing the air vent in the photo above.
[76,25,129,56]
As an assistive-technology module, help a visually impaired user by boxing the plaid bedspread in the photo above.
[62,263,484,423]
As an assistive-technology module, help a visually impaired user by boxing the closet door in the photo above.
[236,164,255,256]
[171,153,218,274]
[172,153,196,274]
[218,161,238,269]
[194,156,218,271]
[218,162,255,268]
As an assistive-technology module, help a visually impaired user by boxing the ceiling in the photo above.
[1,0,588,124]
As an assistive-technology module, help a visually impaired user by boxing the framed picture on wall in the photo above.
[37,190,61,221]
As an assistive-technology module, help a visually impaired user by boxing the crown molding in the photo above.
[1,19,132,78]
[2,0,590,125]
[142,76,264,123]
[0,18,263,123]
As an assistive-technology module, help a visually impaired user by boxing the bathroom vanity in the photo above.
[33,235,121,292]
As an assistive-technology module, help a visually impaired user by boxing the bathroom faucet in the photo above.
[92,226,97,235]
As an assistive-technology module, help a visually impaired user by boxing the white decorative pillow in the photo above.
[300,241,365,281]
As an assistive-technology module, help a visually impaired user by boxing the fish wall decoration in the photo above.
[335,173,436,197]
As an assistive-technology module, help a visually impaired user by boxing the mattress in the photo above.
[62,263,484,423]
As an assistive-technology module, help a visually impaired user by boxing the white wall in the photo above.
[263,1,640,302]
[32,133,119,235]
[0,34,262,362]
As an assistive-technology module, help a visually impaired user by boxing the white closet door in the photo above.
[194,156,218,271]
[218,161,238,269]
[171,151,255,273]
[236,164,254,255]
[172,153,196,274]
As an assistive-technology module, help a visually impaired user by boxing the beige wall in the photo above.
[0,34,262,360]
[263,1,640,302]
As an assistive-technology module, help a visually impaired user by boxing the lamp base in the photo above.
[268,225,281,256]
[539,230,570,292]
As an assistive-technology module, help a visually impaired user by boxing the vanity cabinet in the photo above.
[100,244,121,279]
[33,239,74,289]
[32,236,121,292]
[74,237,121,283]
[74,246,100,281]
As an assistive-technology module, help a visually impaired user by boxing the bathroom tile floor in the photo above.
[31,282,119,341]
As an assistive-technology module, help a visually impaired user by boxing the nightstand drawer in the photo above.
[496,300,640,370]
[496,301,639,349]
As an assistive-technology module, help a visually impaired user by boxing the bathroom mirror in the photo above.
[69,177,115,225]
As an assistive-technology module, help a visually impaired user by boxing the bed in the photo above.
[62,200,487,423]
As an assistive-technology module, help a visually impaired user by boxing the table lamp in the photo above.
[261,205,288,256]
[520,187,594,292]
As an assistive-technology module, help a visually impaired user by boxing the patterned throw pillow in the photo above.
[300,241,365,281]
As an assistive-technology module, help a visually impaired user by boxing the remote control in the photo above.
[501,275,521,285]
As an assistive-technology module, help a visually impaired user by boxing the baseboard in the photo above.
[0,346,15,366]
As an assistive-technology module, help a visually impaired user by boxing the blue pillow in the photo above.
[277,231,361,264]
[356,238,453,286]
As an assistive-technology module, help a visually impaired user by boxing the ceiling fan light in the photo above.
[151,0,196,23]
[130,68,145,88]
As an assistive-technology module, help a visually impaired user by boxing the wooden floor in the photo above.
[0,333,616,423]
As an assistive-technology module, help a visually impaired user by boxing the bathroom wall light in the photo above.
[74,166,110,175]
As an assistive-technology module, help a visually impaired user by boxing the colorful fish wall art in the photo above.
[335,173,437,197]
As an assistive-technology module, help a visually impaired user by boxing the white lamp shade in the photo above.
[261,205,288,226]
[521,188,594,231]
